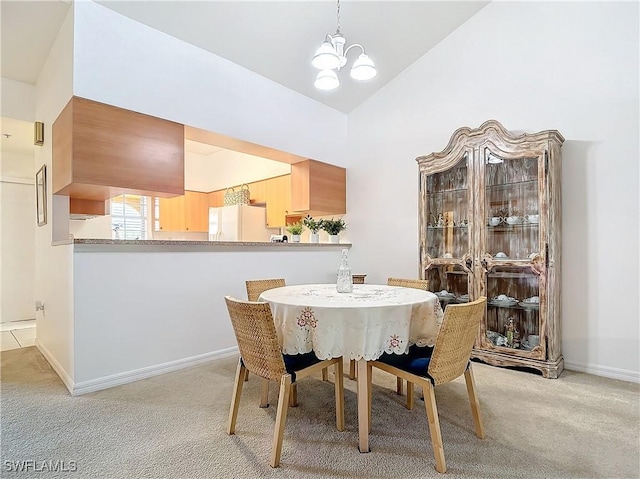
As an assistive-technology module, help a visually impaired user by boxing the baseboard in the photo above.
[71,347,239,396]
[36,340,74,394]
[564,361,639,383]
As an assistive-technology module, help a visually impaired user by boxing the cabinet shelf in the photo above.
[426,226,469,230]
[426,187,468,196]
[487,271,538,279]
[486,179,538,190]
[486,224,538,231]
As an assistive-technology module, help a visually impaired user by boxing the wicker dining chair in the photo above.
[245,278,330,404]
[244,279,286,406]
[225,296,345,468]
[368,297,487,473]
[349,277,430,391]
[352,274,367,284]
[383,277,430,394]
[246,278,286,302]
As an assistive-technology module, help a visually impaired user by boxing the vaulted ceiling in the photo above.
[1,1,488,114]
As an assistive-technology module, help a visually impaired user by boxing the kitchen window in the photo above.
[110,195,149,240]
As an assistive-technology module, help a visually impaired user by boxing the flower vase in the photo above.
[329,234,340,243]
[309,233,319,243]
[291,234,301,243]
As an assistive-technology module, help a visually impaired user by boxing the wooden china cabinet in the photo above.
[416,120,564,378]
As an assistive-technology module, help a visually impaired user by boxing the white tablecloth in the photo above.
[259,284,444,361]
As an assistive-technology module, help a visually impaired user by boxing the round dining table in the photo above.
[259,283,443,453]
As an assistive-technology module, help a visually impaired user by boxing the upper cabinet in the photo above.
[265,175,292,228]
[158,191,209,232]
[416,120,564,378]
[53,96,185,214]
[291,160,346,215]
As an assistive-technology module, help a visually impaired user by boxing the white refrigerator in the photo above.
[208,205,277,242]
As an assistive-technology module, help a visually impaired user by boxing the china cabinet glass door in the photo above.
[483,266,544,359]
[422,154,473,306]
[483,150,541,261]
[479,148,545,358]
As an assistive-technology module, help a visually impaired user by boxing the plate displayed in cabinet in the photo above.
[489,299,518,307]
[520,342,534,351]
[435,292,455,300]
[518,301,540,309]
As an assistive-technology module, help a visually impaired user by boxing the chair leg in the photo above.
[260,379,270,408]
[227,359,246,435]
[396,377,403,395]
[334,360,345,431]
[423,383,446,473]
[464,367,485,439]
[349,359,357,380]
[270,374,292,468]
[289,383,298,407]
[244,369,250,381]
[322,367,329,381]
[406,381,414,410]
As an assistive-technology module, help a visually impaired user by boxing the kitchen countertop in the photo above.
[57,238,352,252]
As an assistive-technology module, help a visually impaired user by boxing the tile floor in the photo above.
[0,319,36,351]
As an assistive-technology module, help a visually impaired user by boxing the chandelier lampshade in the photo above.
[350,53,377,81]
[312,41,341,70]
[314,69,340,91]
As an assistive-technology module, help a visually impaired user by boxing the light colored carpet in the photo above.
[1,347,638,478]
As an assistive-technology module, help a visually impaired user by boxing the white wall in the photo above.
[33,5,75,384]
[69,216,112,239]
[0,81,37,326]
[1,78,36,122]
[0,180,35,323]
[347,1,639,381]
[72,245,349,392]
[185,149,291,193]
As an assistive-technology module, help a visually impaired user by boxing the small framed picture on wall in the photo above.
[36,164,47,226]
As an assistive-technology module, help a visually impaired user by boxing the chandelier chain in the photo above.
[336,0,341,33]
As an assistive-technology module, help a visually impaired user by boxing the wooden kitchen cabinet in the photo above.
[53,96,184,206]
[158,195,185,231]
[158,191,209,232]
[417,120,564,378]
[291,160,346,215]
[248,180,267,204]
[208,190,224,208]
[265,175,291,228]
[184,191,209,232]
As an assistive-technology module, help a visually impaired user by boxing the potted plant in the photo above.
[303,215,323,243]
[321,218,347,243]
[286,221,304,243]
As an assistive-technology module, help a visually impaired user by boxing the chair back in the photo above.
[428,297,486,385]
[224,296,286,382]
[245,278,286,302]
[387,277,430,290]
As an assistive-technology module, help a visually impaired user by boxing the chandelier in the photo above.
[311,0,377,91]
